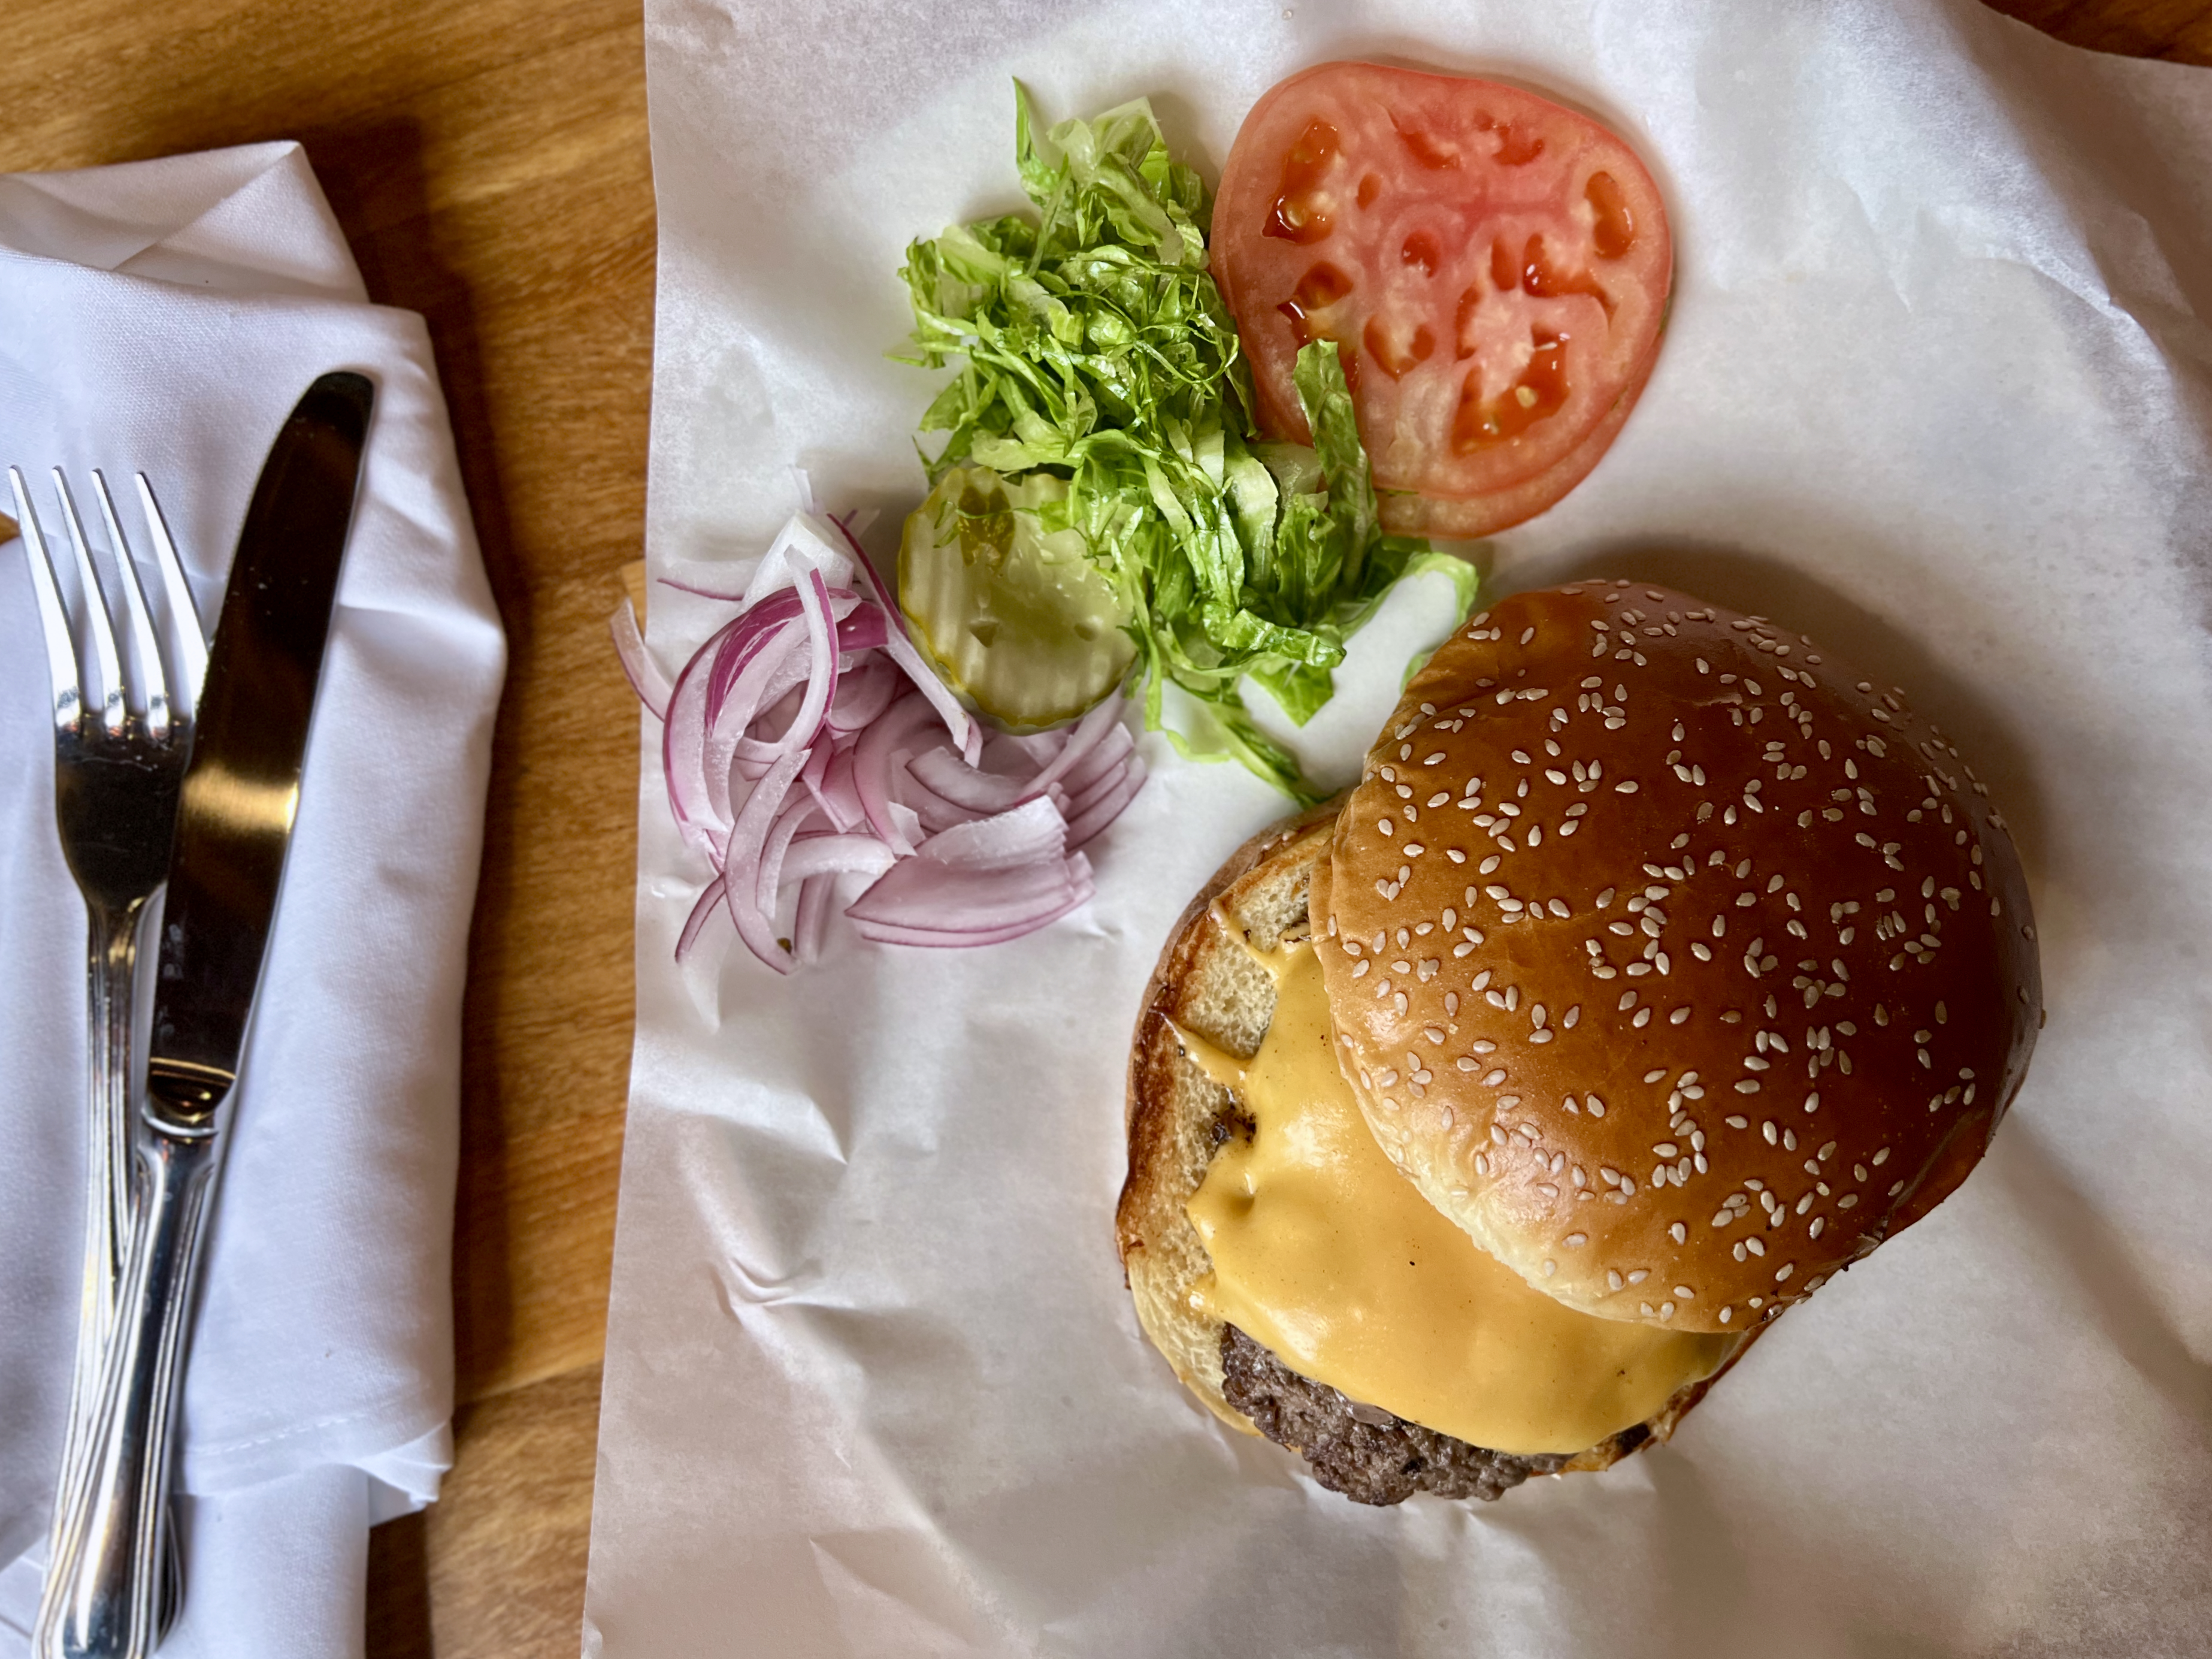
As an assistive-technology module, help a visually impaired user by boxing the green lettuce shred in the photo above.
[897,86,1477,803]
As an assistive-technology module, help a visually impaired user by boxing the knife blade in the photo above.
[36,371,374,1659]
[145,371,374,1129]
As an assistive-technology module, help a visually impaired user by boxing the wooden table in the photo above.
[1,2,2204,1653]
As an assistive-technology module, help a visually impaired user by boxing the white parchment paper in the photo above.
[587,2,2212,1652]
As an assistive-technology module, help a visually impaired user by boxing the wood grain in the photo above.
[4,0,649,1652]
[1984,0,2212,55]
[0,3,2201,1656]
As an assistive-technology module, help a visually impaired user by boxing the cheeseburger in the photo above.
[1118,580,2041,1504]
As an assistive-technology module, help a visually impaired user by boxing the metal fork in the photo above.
[9,466,204,1643]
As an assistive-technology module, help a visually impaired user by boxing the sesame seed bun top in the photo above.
[1311,580,2041,1335]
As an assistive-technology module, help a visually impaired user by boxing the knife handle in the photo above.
[36,1131,218,1659]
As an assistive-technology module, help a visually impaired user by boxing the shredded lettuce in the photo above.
[897,87,1476,802]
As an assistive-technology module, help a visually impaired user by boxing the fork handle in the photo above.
[36,1129,217,1659]
[53,906,143,1513]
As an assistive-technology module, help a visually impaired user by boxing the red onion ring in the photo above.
[677,871,728,959]
[794,875,834,964]
[610,599,671,719]
[854,693,945,856]
[826,657,900,736]
[615,509,1149,969]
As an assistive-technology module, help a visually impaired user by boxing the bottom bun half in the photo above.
[1116,805,1763,1504]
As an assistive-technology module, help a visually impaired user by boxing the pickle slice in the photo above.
[898,467,1136,732]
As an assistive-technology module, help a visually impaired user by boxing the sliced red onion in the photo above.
[610,599,672,719]
[853,692,945,856]
[709,628,810,829]
[619,508,1151,969]
[705,591,803,717]
[845,908,1087,950]
[837,607,889,654]
[1010,688,1125,798]
[814,747,863,832]
[676,871,728,960]
[827,656,900,736]
[886,741,988,832]
[659,643,719,855]
[1061,720,1137,799]
[830,513,977,764]
[721,747,809,972]
[848,850,1095,946]
[914,796,1069,870]
[1066,750,1138,821]
[794,875,834,964]
[757,569,839,761]
[1066,756,1148,851]
[780,833,900,884]
[906,745,1032,814]
[656,575,752,603]
[756,793,821,918]
[742,513,855,612]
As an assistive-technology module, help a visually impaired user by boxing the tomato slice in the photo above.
[1214,62,1671,534]
[1377,345,1654,540]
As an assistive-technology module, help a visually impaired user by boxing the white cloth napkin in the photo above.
[0,141,503,1657]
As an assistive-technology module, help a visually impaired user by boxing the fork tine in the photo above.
[134,474,207,715]
[49,470,126,738]
[89,472,172,741]
[8,466,83,735]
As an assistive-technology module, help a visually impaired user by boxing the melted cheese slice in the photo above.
[1184,941,1736,1455]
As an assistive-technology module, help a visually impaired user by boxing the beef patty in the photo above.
[1219,1325,1651,1505]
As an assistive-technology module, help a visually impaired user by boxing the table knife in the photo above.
[35,371,375,1659]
